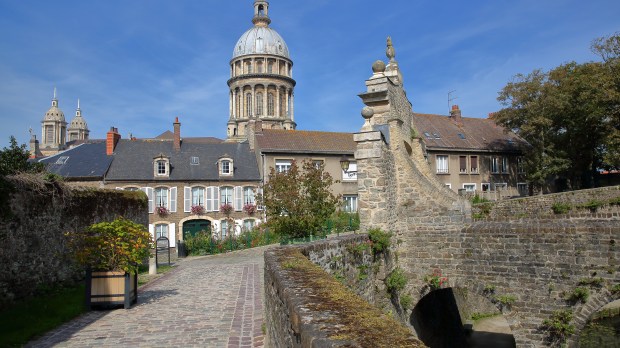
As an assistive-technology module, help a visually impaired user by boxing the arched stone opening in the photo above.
[572,291,620,347]
[411,287,516,347]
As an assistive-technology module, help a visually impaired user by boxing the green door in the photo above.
[183,220,211,239]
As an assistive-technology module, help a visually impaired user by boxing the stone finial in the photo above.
[361,106,374,131]
[386,36,396,62]
[372,60,386,74]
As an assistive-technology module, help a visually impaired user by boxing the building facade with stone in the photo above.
[413,105,527,199]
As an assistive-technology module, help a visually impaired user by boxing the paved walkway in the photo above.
[28,246,271,348]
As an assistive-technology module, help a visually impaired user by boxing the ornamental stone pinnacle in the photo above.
[386,36,396,62]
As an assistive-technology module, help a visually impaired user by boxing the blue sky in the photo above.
[1,0,619,148]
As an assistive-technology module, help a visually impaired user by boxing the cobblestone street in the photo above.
[28,246,271,348]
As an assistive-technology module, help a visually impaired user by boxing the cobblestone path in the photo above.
[28,246,271,348]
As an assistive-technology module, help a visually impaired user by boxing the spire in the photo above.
[75,99,81,117]
[252,1,271,27]
[52,88,58,107]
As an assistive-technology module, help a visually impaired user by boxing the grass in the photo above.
[0,284,86,347]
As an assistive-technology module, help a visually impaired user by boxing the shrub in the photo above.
[551,202,572,214]
[65,217,153,274]
[542,310,575,342]
[567,287,589,303]
[610,284,620,294]
[471,194,489,204]
[578,277,604,288]
[494,295,517,306]
[580,200,603,212]
[400,294,413,310]
[423,269,448,290]
[331,211,360,232]
[386,267,407,293]
[368,228,392,254]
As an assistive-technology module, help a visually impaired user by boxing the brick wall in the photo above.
[0,175,148,307]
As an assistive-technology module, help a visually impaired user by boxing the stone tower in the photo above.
[40,88,67,156]
[227,0,296,141]
[67,99,90,142]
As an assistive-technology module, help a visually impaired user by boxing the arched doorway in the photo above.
[182,219,211,240]
[578,299,620,346]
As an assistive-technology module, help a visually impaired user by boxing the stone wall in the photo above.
[473,185,620,219]
[0,175,148,307]
[264,234,423,347]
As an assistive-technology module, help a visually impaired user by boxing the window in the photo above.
[275,160,291,173]
[220,159,233,176]
[433,133,441,139]
[154,156,170,177]
[501,157,509,173]
[445,183,452,189]
[457,133,466,139]
[342,161,357,181]
[256,93,263,116]
[243,219,255,232]
[267,62,274,74]
[517,157,525,174]
[495,183,508,191]
[343,195,358,213]
[192,187,205,207]
[470,156,479,174]
[517,183,528,196]
[463,183,476,192]
[267,93,275,115]
[45,125,54,144]
[280,94,286,117]
[481,183,491,192]
[220,186,233,206]
[247,62,252,74]
[459,156,467,174]
[423,132,431,138]
[221,220,228,238]
[436,155,449,174]
[55,156,69,165]
[312,160,324,169]
[124,187,139,191]
[155,187,168,208]
[490,157,499,174]
[243,187,256,205]
[245,93,252,117]
[190,156,199,165]
[257,62,263,73]
[155,224,168,239]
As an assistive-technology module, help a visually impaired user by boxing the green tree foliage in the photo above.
[494,33,620,190]
[261,160,339,238]
[0,136,45,219]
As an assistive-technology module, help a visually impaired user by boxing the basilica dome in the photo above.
[69,115,87,129]
[232,26,290,59]
[44,103,65,122]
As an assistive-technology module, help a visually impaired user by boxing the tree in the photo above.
[0,136,45,219]
[260,160,339,238]
[494,33,620,190]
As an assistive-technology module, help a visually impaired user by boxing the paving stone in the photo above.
[27,246,272,348]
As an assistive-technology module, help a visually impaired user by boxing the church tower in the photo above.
[227,0,296,141]
[67,99,90,142]
[40,88,67,156]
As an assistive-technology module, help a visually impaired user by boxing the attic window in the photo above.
[457,133,466,139]
[153,154,170,178]
[507,139,515,145]
[423,132,431,138]
[433,133,441,139]
[190,156,199,165]
[55,156,69,165]
[219,158,234,177]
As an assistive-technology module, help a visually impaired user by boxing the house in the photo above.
[413,105,528,199]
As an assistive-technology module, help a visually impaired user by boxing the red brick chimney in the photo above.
[173,117,181,151]
[106,127,121,156]
[450,105,463,126]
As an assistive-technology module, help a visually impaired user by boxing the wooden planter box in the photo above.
[85,270,137,309]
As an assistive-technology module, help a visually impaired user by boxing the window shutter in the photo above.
[234,186,243,211]
[169,187,177,213]
[142,187,154,213]
[257,188,264,211]
[148,224,154,240]
[213,187,220,211]
[169,223,176,247]
[184,187,191,213]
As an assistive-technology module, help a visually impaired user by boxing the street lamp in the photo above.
[340,156,356,174]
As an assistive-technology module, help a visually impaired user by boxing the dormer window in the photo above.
[219,158,233,177]
[154,154,170,178]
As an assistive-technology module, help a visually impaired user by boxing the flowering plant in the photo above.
[156,206,169,216]
[424,269,448,290]
[243,203,257,215]
[220,203,233,216]
[191,205,205,215]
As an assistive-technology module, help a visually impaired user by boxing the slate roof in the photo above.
[105,139,260,182]
[255,129,355,154]
[412,113,527,153]
[39,141,112,179]
[156,130,223,144]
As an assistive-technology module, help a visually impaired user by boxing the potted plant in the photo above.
[220,203,233,216]
[66,217,153,309]
[156,206,169,216]
[191,204,205,215]
[243,203,257,216]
